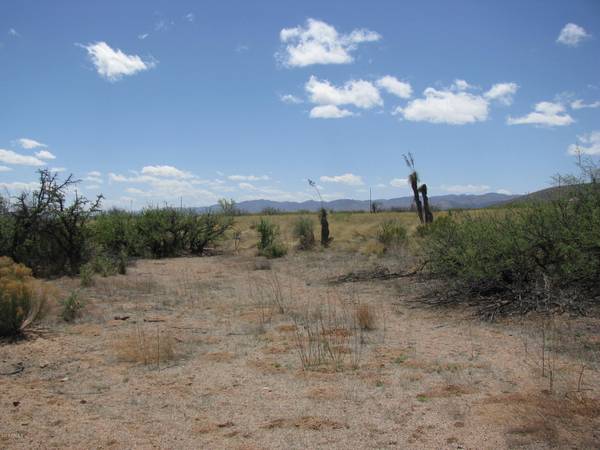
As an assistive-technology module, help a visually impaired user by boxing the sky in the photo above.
[1,0,599,208]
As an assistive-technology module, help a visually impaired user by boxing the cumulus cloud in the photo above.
[85,171,103,184]
[280,94,303,104]
[141,165,191,178]
[397,86,489,125]
[571,99,600,109]
[441,184,491,194]
[227,174,270,181]
[306,76,382,109]
[0,149,45,166]
[80,41,156,81]
[278,18,381,67]
[18,138,46,149]
[389,178,408,188]
[320,173,364,185]
[35,150,56,160]
[376,76,412,99]
[484,82,519,105]
[557,23,591,47]
[507,102,574,127]
[309,105,355,119]
[568,131,600,155]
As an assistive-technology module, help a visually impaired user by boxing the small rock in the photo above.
[13,401,20,407]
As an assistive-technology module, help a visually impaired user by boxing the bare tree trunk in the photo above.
[419,184,434,223]
[409,172,424,224]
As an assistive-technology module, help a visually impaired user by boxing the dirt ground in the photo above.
[1,251,599,449]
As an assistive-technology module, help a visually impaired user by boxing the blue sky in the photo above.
[1,0,599,207]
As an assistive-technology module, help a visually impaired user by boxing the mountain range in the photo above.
[205,192,521,213]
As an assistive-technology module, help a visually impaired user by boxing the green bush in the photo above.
[3,170,102,277]
[256,218,287,258]
[376,219,407,250]
[90,209,144,258]
[421,183,600,314]
[0,257,48,337]
[80,263,95,287]
[61,291,84,322]
[292,216,315,250]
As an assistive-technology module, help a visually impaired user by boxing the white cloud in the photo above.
[306,76,382,109]
[138,33,149,40]
[320,173,364,185]
[441,184,491,194]
[35,150,56,160]
[238,182,256,190]
[8,28,19,37]
[568,131,600,155]
[280,94,303,104]
[507,101,574,127]
[376,76,412,99]
[227,174,270,181]
[85,172,103,184]
[496,189,512,195]
[278,18,380,67]
[484,82,519,105]
[50,167,66,173]
[389,178,408,188]
[452,79,471,91]
[0,149,45,166]
[309,105,355,119]
[18,138,46,149]
[571,99,600,109]
[0,166,12,172]
[184,13,195,22]
[557,23,591,47]
[398,86,489,124]
[141,165,192,178]
[81,41,156,81]
[0,181,38,192]
[85,184,101,190]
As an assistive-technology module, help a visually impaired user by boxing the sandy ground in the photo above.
[1,252,599,449]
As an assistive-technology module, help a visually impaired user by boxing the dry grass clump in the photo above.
[291,293,365,370]
[0,256,53,337]
[355,303,376,331]
[114,325,175,367]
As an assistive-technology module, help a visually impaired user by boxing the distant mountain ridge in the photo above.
[203,192,520,213]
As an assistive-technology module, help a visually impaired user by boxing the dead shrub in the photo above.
[114,324,175,368]
[355,303,376,330]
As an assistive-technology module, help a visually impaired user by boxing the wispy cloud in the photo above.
[17,138,46,149]
[320,173,364,185]
[80,41,156,81]
[279,94,303,104]
[571,99,600,110]
[35,150,56,160]
[441,184,491,194]
[568,131,600,155]
[0,149,45,166]
[376,76,412,99]
[277,18,381,67]
[227,174,270,181]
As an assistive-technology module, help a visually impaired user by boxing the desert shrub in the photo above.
[90,209,144,258]
[183,210,234,255]
[257,218,287,258]
[136,207,187,258]
[0,257,48,337]
[292,216,315,250]
[61,291,84,322]
[421,183,600,316]
[79,263,95,287]
[5,170,102,277]
[376,219,407,250]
